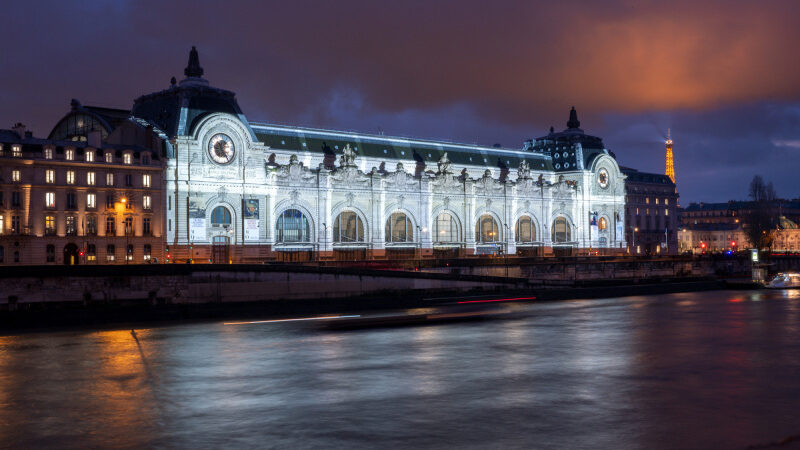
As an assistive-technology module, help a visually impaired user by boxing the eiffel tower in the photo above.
[665,129,675,183]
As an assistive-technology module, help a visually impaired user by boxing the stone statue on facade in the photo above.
[518,160,531,180]
[437,152,452,174]
[339,144,357,168]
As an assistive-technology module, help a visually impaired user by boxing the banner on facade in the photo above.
[190,218,206,241]
[243,199,259,219]
[244,219,260,241]
[188,199,205,219]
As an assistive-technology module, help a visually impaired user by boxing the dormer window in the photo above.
[44,148,53,159]
[123,153,132,165]
[12,145,21,158]
[85,151,94,162]
[105,152,113,163]
[65,149,75,161]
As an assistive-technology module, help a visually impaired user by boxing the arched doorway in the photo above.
[63,243,80,265]
[212,236,230,263]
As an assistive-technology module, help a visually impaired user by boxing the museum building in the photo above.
[132,48,627,262]
[0,47,630,264]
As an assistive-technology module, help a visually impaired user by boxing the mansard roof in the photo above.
[620,167,675,185]
[250,123,554,172]
[130,47,253,140]
[524,107,611,172]
[48,99,131,141]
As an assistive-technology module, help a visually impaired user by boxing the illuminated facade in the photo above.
[0,47,631,264]
[0,123,165,264]
[139,49,628,262]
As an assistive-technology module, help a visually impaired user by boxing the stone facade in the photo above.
[0,124,165,265]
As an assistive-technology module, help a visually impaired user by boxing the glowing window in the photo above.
[434,213,459,243]
[515,216,536,243]
[475,214,500,243]
[385,212,413,243]
[276,209,310,243]
[123,153,132,165]
[65,149,74,160]
[87,171,96,185]
[85,151,94,162]
[552,217,571,243]
[11,170,20,182]
[211,206,232,226]
[333,211,365,243]
[45,170,54,183]
[66,170,75,184]
[143,174,151,188]
[45,192,55,208]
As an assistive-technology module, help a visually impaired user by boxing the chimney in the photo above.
[145,125,154,149]
[12,122,26,139]
[87,130,102,148]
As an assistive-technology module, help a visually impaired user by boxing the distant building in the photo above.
[680,200,800,227]
[0,121,165,265]
[678,215,800,254]
[620,167,679,255]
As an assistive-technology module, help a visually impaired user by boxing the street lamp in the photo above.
[503,223,510,278]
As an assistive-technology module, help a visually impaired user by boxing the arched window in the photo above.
[276,209,310,243]
[475,214,500,243]
[434,213,459,243]
[333,211,364,242]
[552,216,571,243]
[211,206,232,227]
[385,212,413,243]
[515,216,537,243]
[598,217,608,231]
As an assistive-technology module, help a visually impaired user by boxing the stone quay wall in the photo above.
[0,265,524,307]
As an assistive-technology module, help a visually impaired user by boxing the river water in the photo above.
[2,290,800,449]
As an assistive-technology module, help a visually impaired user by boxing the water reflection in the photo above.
[2,290,800,448]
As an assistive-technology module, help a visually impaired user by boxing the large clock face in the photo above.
[597,168,609,189]
[208,133,235,165]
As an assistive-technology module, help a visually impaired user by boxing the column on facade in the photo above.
[505,185,517,255]
[372,174,385,254]
[464,181,475,251]
[318,170,333,253]
[419,179,432,251]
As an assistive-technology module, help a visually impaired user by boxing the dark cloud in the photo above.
[1,0,800,203]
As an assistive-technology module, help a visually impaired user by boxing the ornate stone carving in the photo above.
[273,153,316,187]
[332,166,369,188]
[385,165,417,192]
[517,160,531,180]
[443,196,451,208]
[346,192,355,206]
[432,173,462,193]
[339,144,357,168]
[437,152,452,174]
[475,170,505,195]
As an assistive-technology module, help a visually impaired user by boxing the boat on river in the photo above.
[767,273,800,289]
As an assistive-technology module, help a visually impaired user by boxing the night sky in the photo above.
[2,0,799,205]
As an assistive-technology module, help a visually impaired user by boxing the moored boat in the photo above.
[767,273,800,289]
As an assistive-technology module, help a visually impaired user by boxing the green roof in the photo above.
[251,124,554,172]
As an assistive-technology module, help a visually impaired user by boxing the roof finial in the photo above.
[567,106,580,129]
[184,46,204,78]
[667,128,671,139]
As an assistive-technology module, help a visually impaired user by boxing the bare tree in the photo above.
[743,175,778,250]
